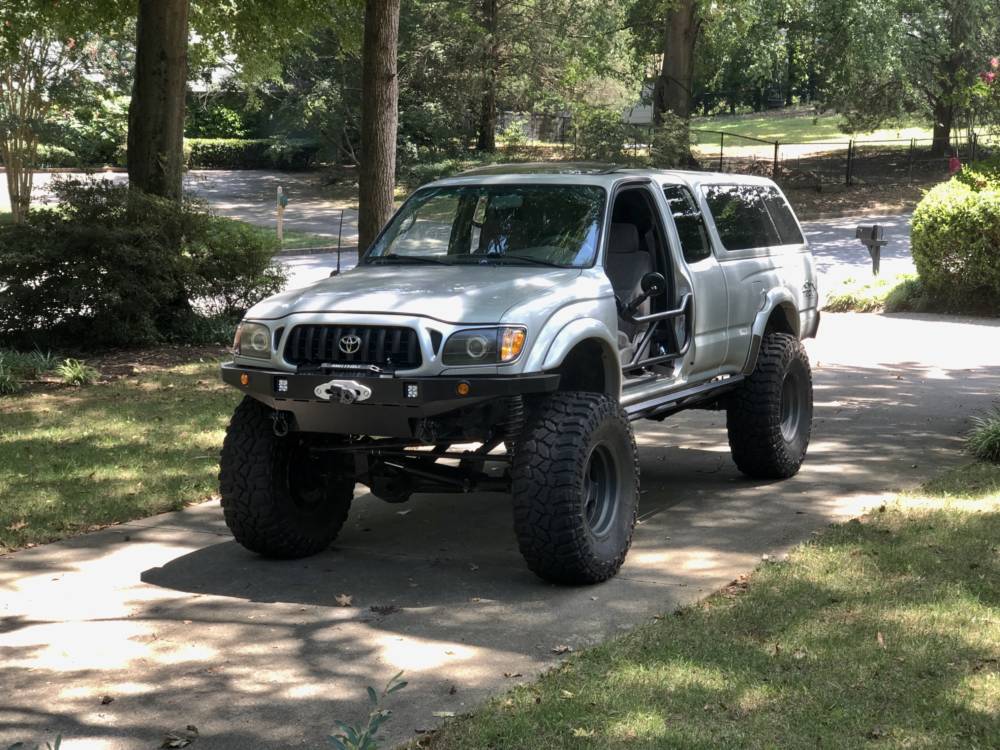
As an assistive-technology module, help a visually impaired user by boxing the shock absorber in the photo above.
[504,395,526,448]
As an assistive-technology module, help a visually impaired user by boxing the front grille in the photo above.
[284,325,422,369]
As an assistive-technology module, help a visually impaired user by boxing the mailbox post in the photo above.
[276,186,289,245]
[855,224,888,275]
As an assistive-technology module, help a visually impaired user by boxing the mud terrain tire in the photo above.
[512,392,639,584]
[727,333,813,479]
[219,397,354,558]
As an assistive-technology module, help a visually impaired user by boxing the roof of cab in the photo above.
[427,161,779,190]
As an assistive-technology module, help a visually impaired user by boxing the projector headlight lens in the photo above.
[442,327,526,365]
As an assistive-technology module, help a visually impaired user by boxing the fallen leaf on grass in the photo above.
[335,594,353,607]
[432,711,455,718]
[571,728,595,738]
[877,631,886,649]
[503,672,522,678]
[559,690,575,700]
[551,644,573,654]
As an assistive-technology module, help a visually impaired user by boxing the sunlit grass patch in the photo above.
[425,463,1000,749]
[0,358,238,552]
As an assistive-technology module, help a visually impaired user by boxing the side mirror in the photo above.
[640,271,667,297]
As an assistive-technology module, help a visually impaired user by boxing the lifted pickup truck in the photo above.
[220,164,819,584]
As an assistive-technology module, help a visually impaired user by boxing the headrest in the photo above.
[609,223,641,254]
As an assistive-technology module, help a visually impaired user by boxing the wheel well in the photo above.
[764,303,799,337]
[552,339,619,396]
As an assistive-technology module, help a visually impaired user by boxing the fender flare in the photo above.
[743,289,800,374]
[532,318,621,397]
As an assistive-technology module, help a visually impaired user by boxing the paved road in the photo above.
[278,213,916,291]
[3,312,999,749]
[0,169,360,245]
[3,170,913,293]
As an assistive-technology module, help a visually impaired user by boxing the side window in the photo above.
[663,185,712,264]
[702,185,781,251]
[390,191,461,256]
[762,188,804,245]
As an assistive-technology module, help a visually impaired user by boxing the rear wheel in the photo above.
[727,333,813,479]
[512,392,639,584]
[219,397,354,558]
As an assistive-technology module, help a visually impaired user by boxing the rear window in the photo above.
[703,185,803,251]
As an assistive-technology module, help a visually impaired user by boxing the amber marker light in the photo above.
[240,373,249,386]
[456,381,471,396]
[500,327,527,362]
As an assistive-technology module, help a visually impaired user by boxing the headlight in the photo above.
[442,327,526,365]
[234,321,271,359]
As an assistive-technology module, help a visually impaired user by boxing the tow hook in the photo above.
[271,411,289,437]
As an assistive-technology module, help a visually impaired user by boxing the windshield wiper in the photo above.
[486,255,571,268]
[368,253,451,265]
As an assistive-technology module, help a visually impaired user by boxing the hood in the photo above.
[246,264,584,324]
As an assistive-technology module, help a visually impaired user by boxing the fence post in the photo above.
[907,139,915,183]
[772,141,780,180]
[845,140,854,186]
[718,132,724,172]
[972,132,979,162]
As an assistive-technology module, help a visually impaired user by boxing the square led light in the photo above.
[276,378,289,393]
[405,383,419,399]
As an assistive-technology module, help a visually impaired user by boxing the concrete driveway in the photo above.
[3,312,999,749]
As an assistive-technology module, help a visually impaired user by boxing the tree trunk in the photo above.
[127,0,189,201]
[931,100,954,156]
[784,31,795,107]
[358,0,401,251]
[652,0,698,124]
[476,0,499,152]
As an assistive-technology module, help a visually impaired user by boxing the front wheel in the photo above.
[512,392,639,584]
[219,397,354,558]
[727,333,813,479]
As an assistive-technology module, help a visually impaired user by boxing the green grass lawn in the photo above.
[0,211,11,225]
[0,358,238,552]
[694,112,933,145]
[425,463,1000,750]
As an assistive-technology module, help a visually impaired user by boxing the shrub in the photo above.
[648,112,691,168]
[0,348,56,379]
[0,180,284,349]
[822,274,923,313]
[186,138,321,170]
[572,106,629,162]
[967,403,1000,463]
[188,217,285,316]
[55,358,99,386]
[0,365,18,396]
[35,144,80,168]
[911,174,1000,314]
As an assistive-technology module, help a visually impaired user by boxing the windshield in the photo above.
[365,184,605,267]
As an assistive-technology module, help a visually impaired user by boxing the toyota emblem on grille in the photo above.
[338,335,362,354]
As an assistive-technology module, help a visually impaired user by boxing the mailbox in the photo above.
[855,224,888,275]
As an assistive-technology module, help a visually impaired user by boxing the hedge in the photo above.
[911,169,1000,313]
[186,138,321,170]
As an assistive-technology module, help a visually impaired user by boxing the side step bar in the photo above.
[624,375,744,421]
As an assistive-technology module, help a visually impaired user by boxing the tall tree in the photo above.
[652,0,700,124]
[358,0,401,249]
[1,2,126,221]
[476,0,500,151]
[127,0,189,200]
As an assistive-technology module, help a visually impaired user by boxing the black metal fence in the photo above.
[496,112,995,187]
[689,129,994,188]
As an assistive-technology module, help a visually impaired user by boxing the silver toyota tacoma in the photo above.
[220,164,820,584]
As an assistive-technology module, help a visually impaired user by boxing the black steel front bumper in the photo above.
[220,362,559,436]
